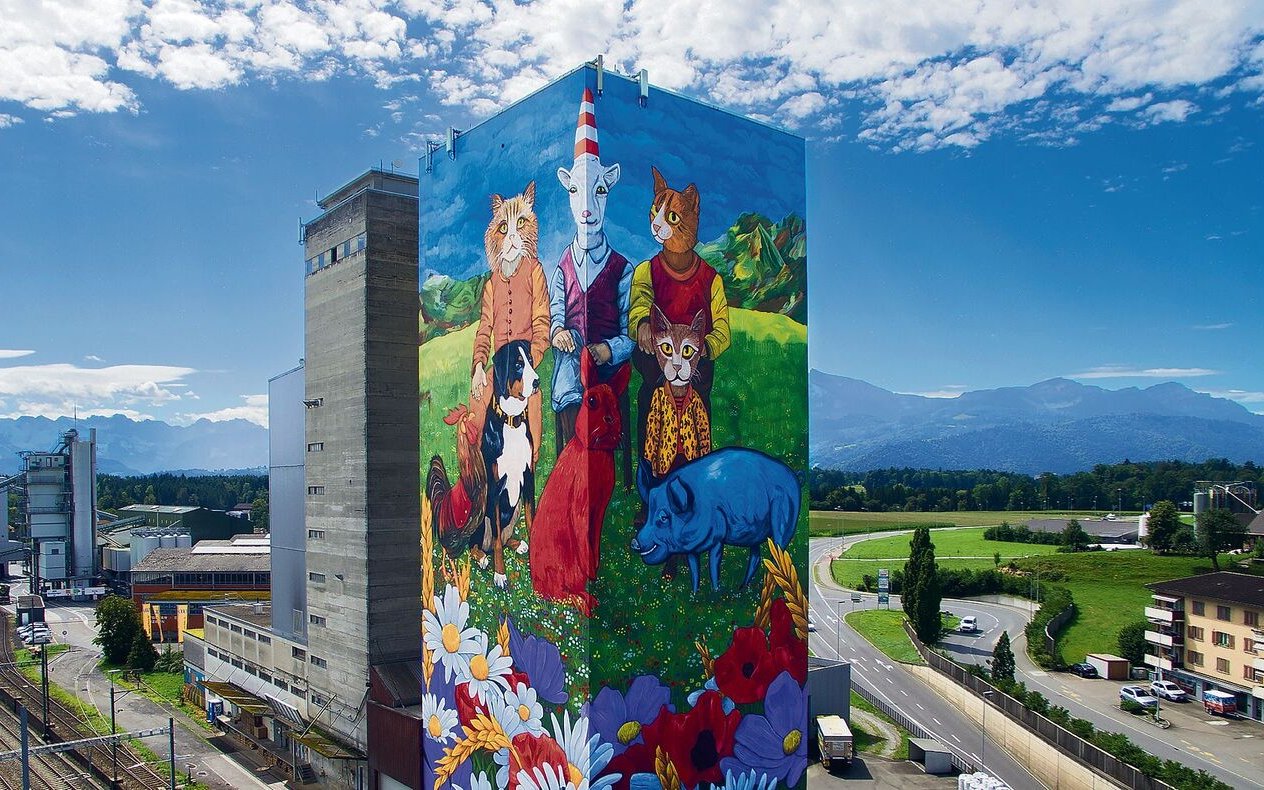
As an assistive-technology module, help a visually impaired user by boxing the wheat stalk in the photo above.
[763,539,809,640]
[754,571,776,631]
[421,493,436,614]
[433,714,515,790]
[695,639,714,679]
[498,619,511,660]
[457,555,472,602]
[655,747,681,790]
[422,643,435,689]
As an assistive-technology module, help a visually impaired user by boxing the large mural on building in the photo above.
[418,64,808,790]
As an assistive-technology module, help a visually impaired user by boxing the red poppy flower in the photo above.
[508,731,567,790]
[455,682,489,728]
[639,691,740,789]
[713,626,781,703]
[769,599,808,685]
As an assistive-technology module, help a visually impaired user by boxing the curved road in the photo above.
[813,530,1263,790]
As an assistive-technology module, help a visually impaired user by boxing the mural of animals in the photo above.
[419,67,807,790]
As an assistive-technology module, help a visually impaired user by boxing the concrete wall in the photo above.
[269,365,307,644]
[303,174,421,751]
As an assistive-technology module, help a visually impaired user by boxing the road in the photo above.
[808,536,1042,788]
[814,530,1264,790]
[7,573,284,790]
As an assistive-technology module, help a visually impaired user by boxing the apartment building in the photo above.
[1145,571,1264,721]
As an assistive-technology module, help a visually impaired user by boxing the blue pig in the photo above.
[630,447,800,593]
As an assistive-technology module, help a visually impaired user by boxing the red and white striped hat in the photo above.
[574,87,598,159]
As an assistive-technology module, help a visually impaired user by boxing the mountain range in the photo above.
[811,371,1264,474]
[0,415,266,476]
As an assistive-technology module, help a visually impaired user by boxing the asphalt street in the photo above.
[814,530,1264,790]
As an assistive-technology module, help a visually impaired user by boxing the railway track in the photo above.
[0,613,169,789]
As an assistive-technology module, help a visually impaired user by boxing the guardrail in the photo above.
[901,621,1179,790]
[850,679,978,775]
[1043,603,1075,659]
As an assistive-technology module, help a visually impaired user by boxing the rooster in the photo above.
[427,404,487,559]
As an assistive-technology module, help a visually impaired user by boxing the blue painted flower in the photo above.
[721,769,777,790]
[720,672,807,786]
[591,675,673,756]
[506,616,569,704]
[687,677,736,715]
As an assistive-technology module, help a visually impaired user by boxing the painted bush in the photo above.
[419,64,807,790]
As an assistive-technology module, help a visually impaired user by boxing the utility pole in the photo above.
[168,717,175,790]
[20,705,29,790]
[39,644,49,738]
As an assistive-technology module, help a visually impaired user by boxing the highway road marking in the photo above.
[916,703,925,710]
[951,733,961,743]
[933,717,942,725]
[885,676,893,684]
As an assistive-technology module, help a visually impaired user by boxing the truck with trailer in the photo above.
[816,714,854,770]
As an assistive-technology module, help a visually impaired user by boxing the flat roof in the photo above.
[204,602,273,629]
[119,505,201,514]
[131,547,270,574]
[1148,571,1264,609]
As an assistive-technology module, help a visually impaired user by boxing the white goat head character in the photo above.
[557,88,620,251]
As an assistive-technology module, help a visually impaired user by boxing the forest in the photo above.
[95,473,267,513]
[810,458,1264,513]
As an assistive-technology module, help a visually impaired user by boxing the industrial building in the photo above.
[0,429,99,592]
[99,505,256,591]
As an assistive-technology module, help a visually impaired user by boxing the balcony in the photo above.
[1146,606,1182,623]
[1254,657,1264,673]
[1146,630,1178,648]
[1145,654,1175,671]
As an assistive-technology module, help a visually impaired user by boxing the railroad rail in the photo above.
[0,612,169,789]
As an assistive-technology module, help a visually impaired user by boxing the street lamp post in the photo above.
[981,690,994,772]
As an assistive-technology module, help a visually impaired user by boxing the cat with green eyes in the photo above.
[628,167,732,576]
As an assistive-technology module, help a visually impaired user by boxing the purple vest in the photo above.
[560,246,628,344]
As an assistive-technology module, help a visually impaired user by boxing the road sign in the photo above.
[878,593,889,605]
[851,594,861,603]
[878,567,889,592]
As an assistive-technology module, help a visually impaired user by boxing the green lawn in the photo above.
[1014,551,1226,663]
[809,510,1098,537]
[849,690,910,760]
[829,527,1059,588]
[844,609,925,665]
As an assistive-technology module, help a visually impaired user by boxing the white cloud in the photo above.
[177,394,268,427]
[0,361,196,420]
[0,350,34,359]
[1200,389,1264,413]
[1192,322,1233,330]
[0,113,21,127]
[1068,365,1220,379]
[901,385,970,399]
[1,1,1262,149]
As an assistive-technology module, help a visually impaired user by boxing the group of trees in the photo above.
[96,473,267,513]
[811,459,1264,514]
[94,595,159,672]
[1144,500,1249,569]
[902,527,944,643]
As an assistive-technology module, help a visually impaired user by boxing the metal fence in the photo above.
[1043,603,1075,658]
[850,679,979,775]
[900,621,1179,790]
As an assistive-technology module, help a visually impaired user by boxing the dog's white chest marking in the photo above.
[497,415,530,506]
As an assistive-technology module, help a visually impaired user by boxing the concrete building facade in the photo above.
[301,167,422,770]
[18,428,97,589]
[269,363,308,644]
[1145,571,1264,721]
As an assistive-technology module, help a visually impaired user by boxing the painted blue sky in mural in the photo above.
[0,2,1262,425]
[422,67,804,282]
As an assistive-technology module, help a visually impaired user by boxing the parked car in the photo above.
[808,614,817,632]
[1120,685,1160,709]
[1150,680,1186,701]
[1068,662,1099,678]
[1203,689,1237,716]
[958,616,978,633]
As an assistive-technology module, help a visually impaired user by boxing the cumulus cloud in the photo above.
[1,0,1262,148]
[177,393,268,427]
[1068,365,1220,379]
[1201,389,1264,413]
[901,385,970,399]
[0,350,34,359]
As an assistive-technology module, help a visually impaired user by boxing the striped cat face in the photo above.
[650,166,700,255]
[485,181,538,277]
[652,306,706,387]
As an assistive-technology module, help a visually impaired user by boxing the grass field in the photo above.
[844,610,925,665]
[810,510,1097,537]
[825,522,1233,662]
[849,691,910,759]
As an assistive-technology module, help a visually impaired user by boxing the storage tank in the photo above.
[131,533,162,568]
[1194,492,1210,515]
[176,534,192,549]
[159,534,177,549]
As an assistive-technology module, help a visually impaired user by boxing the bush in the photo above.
[1025,586,1074,668]
[126,631,159,672]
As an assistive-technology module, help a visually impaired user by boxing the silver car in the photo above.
[1149,680,1186,701]
[1120,685,1160,709]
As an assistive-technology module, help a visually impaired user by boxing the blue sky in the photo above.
[0,1,1261,426]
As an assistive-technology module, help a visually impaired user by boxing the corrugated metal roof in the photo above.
[131,547,270,573]
[203,681,269,714]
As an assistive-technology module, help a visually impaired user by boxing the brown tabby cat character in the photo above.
[637,307,712,494]
[629,167,730,578]
[469,181,550,570]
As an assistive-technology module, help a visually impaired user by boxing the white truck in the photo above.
[816,715,854,770]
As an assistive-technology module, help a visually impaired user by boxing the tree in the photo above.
[1197,508,1248,570]
[991,631,1016,683]
[1146,501,1181,553]
[94,595,142,665]
[1117,620,1149,665]
[155,645,183,673]
[126,630,159,672]
[250,495,270,531]
[1061,519,1091,551]
[903,527,933,621]
[903,527,943,643]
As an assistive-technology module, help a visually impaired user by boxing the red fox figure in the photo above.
[531,349,631,615]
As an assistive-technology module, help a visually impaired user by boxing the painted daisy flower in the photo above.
[515,711,620,790]
[454,771,494,790]
[423,585,483,682]
[421,693,459,743]
[461,636,514,704]
[496,682,545,737]
[722,770,777,790]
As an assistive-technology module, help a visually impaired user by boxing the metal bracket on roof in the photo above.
[594,55,604,96]
[424,140,442,173]
[446,128,460,160]
[638,69,649,107]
